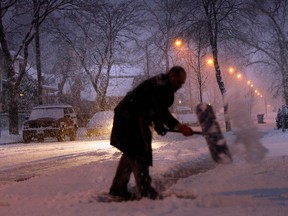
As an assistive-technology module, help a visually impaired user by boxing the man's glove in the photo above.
[153,121,167,136]
[176,123,194,136]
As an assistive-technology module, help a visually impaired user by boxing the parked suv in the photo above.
[23,104,78,143]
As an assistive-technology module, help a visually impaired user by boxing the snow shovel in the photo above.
[167,103,232,164]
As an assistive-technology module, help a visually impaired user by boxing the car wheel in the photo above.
[69,130,77,141]
[87,131,92,137]
[57,133,65,142]
[38,137,44,143]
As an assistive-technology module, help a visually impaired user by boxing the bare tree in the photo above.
[143,0,191,72]
[33,0,43,105]
[197,0,243,131]
[0,0,19,134]
[0,0,71,134]
[230,0,288,105]
[51,0,143,111]
[189,27,210,104]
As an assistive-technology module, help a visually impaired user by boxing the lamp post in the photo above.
[173,39,194,111]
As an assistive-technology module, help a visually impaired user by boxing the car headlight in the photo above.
[60,122,65,128]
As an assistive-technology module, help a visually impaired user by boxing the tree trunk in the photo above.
[211,47,231,131]
[8,88,19,134]
[34,0,43,105]
[0,16,19,134]
[35,29,43,105]
[283,72,288,105]
[204,0,231,131]
[145,44,150,78]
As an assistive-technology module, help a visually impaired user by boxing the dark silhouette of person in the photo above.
[109,66,194,200]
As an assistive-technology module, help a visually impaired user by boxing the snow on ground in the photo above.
[0,131,22,145]
[1,112,288,216]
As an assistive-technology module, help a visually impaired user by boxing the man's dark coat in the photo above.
[110,73,180,166]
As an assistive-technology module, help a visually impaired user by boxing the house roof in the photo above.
[0,50,57,92]
[81,77,134,101]
[106,77,134,97]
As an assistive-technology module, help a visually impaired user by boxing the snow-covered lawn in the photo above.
[0,112,288,216]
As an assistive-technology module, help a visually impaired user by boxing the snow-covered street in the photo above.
[0,135,169,184]
[0,139,113,183]
[0,112,288,216]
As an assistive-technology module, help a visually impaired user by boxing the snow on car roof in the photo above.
[33,104,73,109]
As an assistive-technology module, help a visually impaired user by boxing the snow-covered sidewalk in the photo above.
[0,113,288,216]
[0,131,22,145]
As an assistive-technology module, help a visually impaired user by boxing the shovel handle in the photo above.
[166,129,202,135]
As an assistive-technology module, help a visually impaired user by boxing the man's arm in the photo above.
[160,109,193,136]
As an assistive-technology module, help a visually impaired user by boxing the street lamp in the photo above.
[173,39,194,109]
[207,58,213,66]
[228,67,234,74]
[174,39,182,47]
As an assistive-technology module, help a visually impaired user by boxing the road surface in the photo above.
[0,137,167,184]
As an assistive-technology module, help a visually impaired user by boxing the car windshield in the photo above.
[29,108,64,120]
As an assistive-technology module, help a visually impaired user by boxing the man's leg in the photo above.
[109,154,132,198]
[130,157,159,199]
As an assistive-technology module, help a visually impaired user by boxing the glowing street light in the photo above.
[236,73,242,79]
[228,67,234,74]
[207,58,213,66]
[174,39,182,47]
